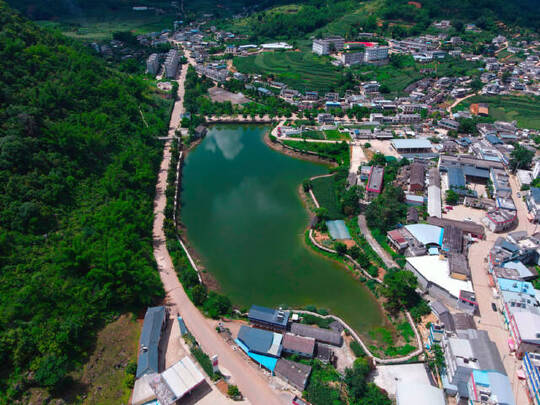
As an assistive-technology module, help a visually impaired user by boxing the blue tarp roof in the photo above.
[405,224,444,246]
[497,278,535,297]
[326,220,352,240]
[136,306,165,378]
[235,338,278,372]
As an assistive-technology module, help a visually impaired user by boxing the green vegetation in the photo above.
[350,341,366,358]
[446,189,460,205]
[283,140,349,164]
[234,51,343,93]
[510,144,535,172]
[0,2,173,398]
[311,176,344,220]
[191,345,216,378]
[460,95,540,129]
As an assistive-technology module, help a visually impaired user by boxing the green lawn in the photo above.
[233,51,342,93]
[311,176,343,220]
[325,129,350,140]
[460,95,540,129]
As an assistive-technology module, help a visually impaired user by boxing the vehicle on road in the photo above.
[491,302,497,312]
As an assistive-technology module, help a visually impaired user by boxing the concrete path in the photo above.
[357,215,398,269]
[153,60,287,405]
[349,143,367,174]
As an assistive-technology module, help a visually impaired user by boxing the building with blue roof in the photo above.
[237,326,283,358]
[248,305,289,331]
[486,134,503,145]
[467,370,515,405]
[447,167,466,189]
[136,306,166,378]
[497,278,536,297]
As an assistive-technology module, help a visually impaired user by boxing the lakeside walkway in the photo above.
[153,59,286,405]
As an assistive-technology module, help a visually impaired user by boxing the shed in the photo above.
[407,207,419,224]
[448,253,470,280]
[290,323,342,346]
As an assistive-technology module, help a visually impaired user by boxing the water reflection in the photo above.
[204,131,244,160]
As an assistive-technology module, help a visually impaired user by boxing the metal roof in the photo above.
[391,138,433,149]
[237,325,283,357]
[282,334,315,356]
[137,306,166,379]
[404,224,444,246]
[447,166,466,188]
[248,305,290,328]
[472,370,515,405]
[161,357,204,401]
[326,220,352,240]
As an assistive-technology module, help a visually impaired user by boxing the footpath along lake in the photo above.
[181,125,383,333]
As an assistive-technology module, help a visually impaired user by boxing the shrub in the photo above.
[350,341,366,358]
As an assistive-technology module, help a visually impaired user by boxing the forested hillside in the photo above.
[0,0,170,399]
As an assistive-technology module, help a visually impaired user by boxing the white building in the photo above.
[146,53,160,76]
[364,46,389,62]
[312,37,345,55]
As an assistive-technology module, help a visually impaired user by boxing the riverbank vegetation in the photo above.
[164,140,233,319]
[0,2,174,399]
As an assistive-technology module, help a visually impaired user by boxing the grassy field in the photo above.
[325,129,350,140]
[311,176,343,220]
[37,8,175,41]
[234,51,342,93]
[459,95,540,129]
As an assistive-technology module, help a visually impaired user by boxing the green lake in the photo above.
[181,125,383,333]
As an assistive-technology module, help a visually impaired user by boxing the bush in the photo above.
[228,384,241,398]
[334,241,347,256]
[191,346,214,377]
[350,341,366,358]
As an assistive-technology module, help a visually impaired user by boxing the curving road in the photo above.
[152,58,286,405]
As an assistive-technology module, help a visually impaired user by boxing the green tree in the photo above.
[334,241,348,256]
[191,284,208,306]
[382,269,418,313]
[510,144,534,171]
[445,189,459,205]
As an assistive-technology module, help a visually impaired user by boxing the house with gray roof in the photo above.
[237,325,283,357]
[136,306,166,378]
[248,305,290,331]
[290,323,342,346]
[274,359,312,391]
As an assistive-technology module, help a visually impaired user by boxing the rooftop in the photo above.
[274,358,312,390]
[406,255,474,299]
[282,333,316,356]
[137,306,166,379]
[404,224,444,246]
[391,138,433,150]
[237,325,283,357]
[396,382,445,405]
[290,323,342,346]
[248,305,290,328]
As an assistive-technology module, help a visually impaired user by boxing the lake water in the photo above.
[181,125,383,332]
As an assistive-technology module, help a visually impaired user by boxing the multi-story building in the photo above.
[364,46,389,62]
[312,37,345,55]
[164,49,180,78]
[524,352,540,405]
[466,369,515,405]
[340,51,364,66]
[146,53,160,76]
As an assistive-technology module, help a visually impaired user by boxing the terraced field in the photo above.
[233,51,342,93]
[460,95,540,129]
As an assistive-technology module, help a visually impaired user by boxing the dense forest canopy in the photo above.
[0,0,170,399]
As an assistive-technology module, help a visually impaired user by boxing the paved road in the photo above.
[466,173,534,405]
[153,58,286,405]
[357,215,397,269]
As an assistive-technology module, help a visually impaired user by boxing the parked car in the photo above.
[491,302,497,312]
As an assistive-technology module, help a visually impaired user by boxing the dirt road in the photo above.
[357,215,397,269]
[152,60,287,405]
